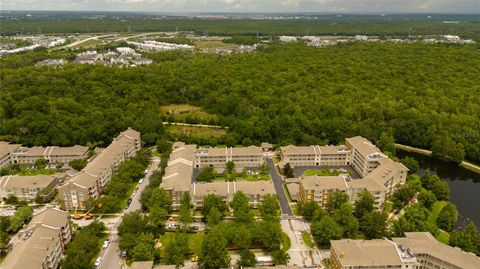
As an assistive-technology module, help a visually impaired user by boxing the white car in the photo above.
[139,178,144,184]
[102,239,110,249]
[95,257,102,267]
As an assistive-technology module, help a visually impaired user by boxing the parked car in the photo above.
[102,239,110,249]
[139,178,144,184]
[94,257,102,267]
[85,213,93,220]
[121,251,127,258]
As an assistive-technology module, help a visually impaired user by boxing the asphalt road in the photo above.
[98,156,160,269]
[266,158,293,216]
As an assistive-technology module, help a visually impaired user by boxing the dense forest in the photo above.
[0,42,479,163]
[1,16,480,40]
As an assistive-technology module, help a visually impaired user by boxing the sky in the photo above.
[1,0,479,14]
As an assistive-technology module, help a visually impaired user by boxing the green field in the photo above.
[281,232,291,250]
[428,201,451,244]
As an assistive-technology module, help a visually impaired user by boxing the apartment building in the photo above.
[345,136,385,178]
[1,208,71,269]
[279,145,350,167]
[393,232,480,269]
[10,145,89,165]
[299,175,349,207]
[58,128,141,210]
[161,142,197,210]
[190,180,276,208]
[0,142,21,168]
[330,239,418,269]
[194,146,264,173]
[0,174,60,201]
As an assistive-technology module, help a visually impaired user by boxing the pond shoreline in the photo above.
[395,143,480,174]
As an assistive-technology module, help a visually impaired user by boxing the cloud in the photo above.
[281,0,299,7]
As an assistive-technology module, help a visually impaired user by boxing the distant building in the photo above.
[10,145,89,165]
[58,128,141,210]
[128,41,194,52]
[279,36,297,42]
[345,136,384,178]
[116,47,136,54]
[74,51,103,64]
[0,142,21,168]
[299,175,349,207]
[355,35,368,41]
[194,146,264,173]
[330,238,417,269]
[279,145,350,167]
[1,208,71,269]
[35,58,67,67]
[444,35,460,42]
[0,141,88,167]
[0,174,60,201]
[392,232,480,269]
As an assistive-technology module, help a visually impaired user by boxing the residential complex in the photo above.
[330,238,418,269]
[0,141,88,168]
[161,143,274,210]
[0,174,61,201]
[284,136,408,209]
[194,145,264,173]
[58,128,141,210]
[280,145,350,167]
[392,232,480,269]
[1,208,71,269]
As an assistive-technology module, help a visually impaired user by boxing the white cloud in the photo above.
[281,0,299,7]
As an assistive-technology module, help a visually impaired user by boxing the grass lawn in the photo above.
[283,184,293,203]
[281,232,291,250]
[213,174,270,182]
[168,125,227,139]
[18,167,63,176]
[160,104,218,124]
[428,201,451,244]
[290,203,299,216]
[428,201,447,225]
[302,231,314,248]
[159,232,205,257]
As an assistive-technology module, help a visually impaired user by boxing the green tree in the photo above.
[449,221,480,255]
[237,249,256,268]
[165,232,189,267]
[206,207,222,227]
[233,225,252,249]
[272,248,290,265]
[377,131,396,155]
[400,157,419,174]
[131,233,156,262]
[362,211,387,239]
[354,191,375,220]
[197,167,217,182]
[4,195,19,205]
[283,163,294,178]
[326,191,349,212]
[437,202,458,231]
[8,206,33,233]
[230,191,254,224]
[418,190,437,210]
[334,203,359,238]
[259,195,280,222]
[200,228,230,269]
[298,201,321,222]
[432,134,465,162]
[179,192,192,230]
[202,194,227,217]
[69,158,88,171]
[148,188,172,211]
[226,161,235,174]
[34,158,48,168]
[256,221,283,251]
[311,216,342,247]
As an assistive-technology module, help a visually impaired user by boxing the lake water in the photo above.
[397,150,480,226]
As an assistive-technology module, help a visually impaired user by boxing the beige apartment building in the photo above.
[58,128,141,210]
[0,142,21,168]
[345,136,385,178]
[299,175,349,207]
[0,174,61,201]
[330,239,418,269]
[393,232,480,269]
[190,180,276,208]
[161,142,197,210]
[1,208,71,269]
[279,145,350,167]
[194,145,264,173]
[11,145,89,165]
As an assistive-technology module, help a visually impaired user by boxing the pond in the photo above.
[397,149,480,226]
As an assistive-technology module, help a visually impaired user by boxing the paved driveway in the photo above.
[266,158,293,216]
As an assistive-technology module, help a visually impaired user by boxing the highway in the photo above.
[98,156,160,269]
[63,34,117,49]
